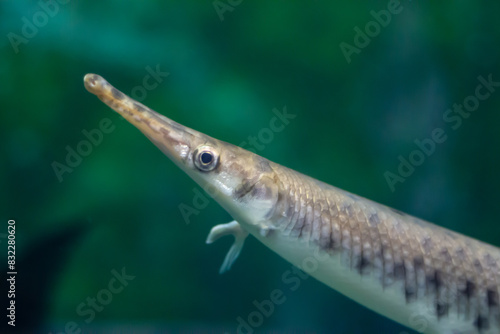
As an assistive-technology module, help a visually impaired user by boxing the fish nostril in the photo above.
[83,73,98,92]
[83,73,108,94]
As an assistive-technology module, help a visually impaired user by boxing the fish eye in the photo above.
[200,152,213,164]
[194,146,218,172]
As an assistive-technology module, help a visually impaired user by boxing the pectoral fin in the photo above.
[206,220,249,274]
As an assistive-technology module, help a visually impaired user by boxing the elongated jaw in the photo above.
[83,73,208,169]
[83,73,162,129]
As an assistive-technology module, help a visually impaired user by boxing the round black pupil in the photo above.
[200,152,213,164]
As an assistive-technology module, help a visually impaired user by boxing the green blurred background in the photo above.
[2,1,500,333]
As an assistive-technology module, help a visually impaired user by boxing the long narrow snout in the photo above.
[83,73,205,167]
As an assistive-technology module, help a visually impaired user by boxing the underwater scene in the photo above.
[2,1,500,333]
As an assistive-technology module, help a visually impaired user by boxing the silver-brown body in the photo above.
[84,74,500,334]
[255,162,500,333]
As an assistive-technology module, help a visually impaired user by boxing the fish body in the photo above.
[84,74,500,333]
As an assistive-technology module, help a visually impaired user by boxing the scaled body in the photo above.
[84,74,500,334]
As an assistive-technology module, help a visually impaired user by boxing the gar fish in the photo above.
[84,73,500,334]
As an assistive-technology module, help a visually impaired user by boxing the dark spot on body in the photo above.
[394,262,406,280]
[474,315,489,331]
[422,237,433,252]
[440,247,452,262]
[318,221,336,251]
[328,226,339,251]
[405,287,416,302]
[257,157,272,173]
[355,253,371,274]
[427,270,442,292]
[487,289,499,308]
[319,237,334,251]
[461,280,475,300]
[284,202,294,218]
[369,213,380,226]
[111,88,125,100]
[251,183,272,200]
[455,247,466,261]
[379,245,387,268]
[264,228,275,238]
[474,259,483,273]
[294,217,305,238]
[436,302,449,318]
[413,256,424,268]
[234,181,256,200]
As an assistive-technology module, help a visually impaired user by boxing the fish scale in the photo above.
[84,73,500,333]
[269,163,500,333]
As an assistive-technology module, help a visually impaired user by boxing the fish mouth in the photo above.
[83,73,204,166]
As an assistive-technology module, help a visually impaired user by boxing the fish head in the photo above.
[84,74,280,226]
